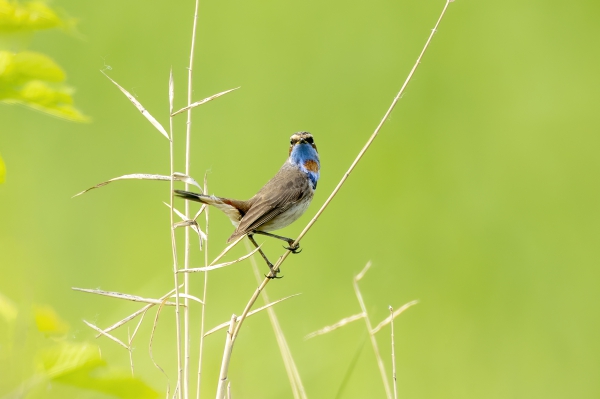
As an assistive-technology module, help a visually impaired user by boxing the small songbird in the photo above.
[175,132,320,276]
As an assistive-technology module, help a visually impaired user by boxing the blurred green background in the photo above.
[2,0,600,397]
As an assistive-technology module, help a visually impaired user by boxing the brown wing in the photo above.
[227,163,310,242]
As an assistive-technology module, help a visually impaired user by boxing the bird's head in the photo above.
[289,132,318,153]
[288,132,320,188]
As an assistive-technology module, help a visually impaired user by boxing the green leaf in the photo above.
[0,0,64,33]
[39,342,161,399]
[40,342,104,379]
[0,32,88,122]
[0,51,89,122]
[34,304,70,336]
[0,51,66,84]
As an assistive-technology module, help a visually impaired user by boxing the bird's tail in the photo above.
[174,190,246,225]
[174,190,212,204]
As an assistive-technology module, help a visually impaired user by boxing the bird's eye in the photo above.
[290,139,294,145]
[306,137,314,144]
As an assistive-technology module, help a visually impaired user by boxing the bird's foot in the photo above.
[263,262,283,279]
[265,268,283,279]
[284,241,301,254]
[265,273,284,279]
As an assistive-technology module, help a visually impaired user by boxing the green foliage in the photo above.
[0,293,160,399]
[40,342,161,399]
[33,303,70,336]
[0,0,87,122]
[0,0,64,33]
[0,50,89,121]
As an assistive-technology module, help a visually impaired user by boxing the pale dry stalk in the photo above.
[216,315,238,399]
[197,177,210,399]
[222,0,454,386]
[169,69,184,399]
[390,306,398,399]
[354,263,392,399]
[247,241,307,399]
[184,1,202,397]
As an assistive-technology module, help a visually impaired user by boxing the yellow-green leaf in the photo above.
[0,0,64,33]
[40,342,104,378]
[2,79,89,122]
[0,291,17,322]
[40,342,161,399]
[0,51,65,85]
[34,304,70,335]
[0,50,88,122]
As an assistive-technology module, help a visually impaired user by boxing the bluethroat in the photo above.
[175,132,320,276]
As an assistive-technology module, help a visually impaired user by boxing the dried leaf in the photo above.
[164,202,207,244]
[102,71,169,139]
[72,288,181,307]
[370,300,418,334]
[305,313,365,339]
[171,87,240,116]
[173,172,203,190]
[73,173,201,197]
[204,294,301,337]
[179,246,261,273]
[171,293,203,304]
[83,320,129,349]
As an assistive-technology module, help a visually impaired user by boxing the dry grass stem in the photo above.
[183,3,202,397]
[101,70,169,139]
[72,287,182,306]
[209,235,245,265]
[290,0,455,251]
[149,299,172,397]
[129,308,148,347]
[128,327,134,376]
[196,175,210,399]
[97,286,180,337]
[166,201,207,223]
[304,313,366,339]
[247,247,307,399]
[171,87,240,116]
[356,261,373,282]
[193,204,207,221]
[168,69,184,399]
[167,202,207,251]
[203,293,301,337]
[216,315,237,399]
[353,263,392,399]
[171,293,204,304]
[371,300,418,334]
[305,263,417,398]
[73,172,201,197]
[83,320,129,350]
[173,172,204,189]
[228,0,454,351]
[389,306,398,399]
[179,246,261,273]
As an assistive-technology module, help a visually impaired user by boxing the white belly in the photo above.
[259,196,312,232]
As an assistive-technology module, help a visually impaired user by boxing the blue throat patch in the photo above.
[290,143,320,190]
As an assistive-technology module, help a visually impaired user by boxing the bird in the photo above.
[175,131,320,277]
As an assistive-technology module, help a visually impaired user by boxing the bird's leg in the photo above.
[247,234,281,279]
[253,231,302,254]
